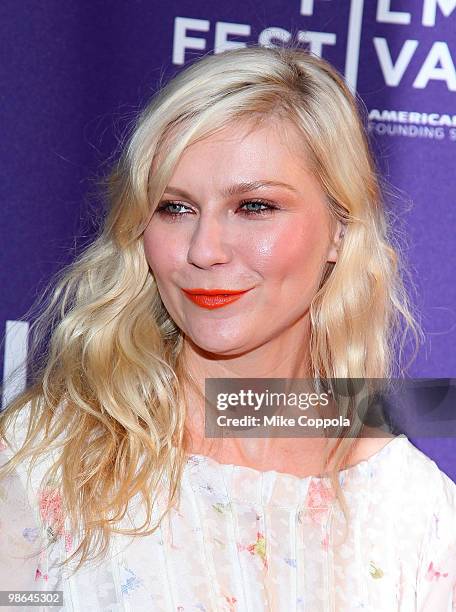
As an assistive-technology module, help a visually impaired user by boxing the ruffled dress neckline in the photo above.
[184,434,409,507]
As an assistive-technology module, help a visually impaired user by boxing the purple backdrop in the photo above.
[1,1,455,479]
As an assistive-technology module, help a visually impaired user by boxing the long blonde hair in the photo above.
[0,43,423,574]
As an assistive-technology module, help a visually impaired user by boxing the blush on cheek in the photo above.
[143,230,184,274]
[250,223,328,276]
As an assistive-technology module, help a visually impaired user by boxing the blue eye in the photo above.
[155,202,191,216]
[239,200,279,216]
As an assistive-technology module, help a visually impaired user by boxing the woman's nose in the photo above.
[186,215,233,269]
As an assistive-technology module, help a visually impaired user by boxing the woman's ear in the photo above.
[327,220,346,263]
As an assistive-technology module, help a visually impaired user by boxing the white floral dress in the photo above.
[1,416,456,611]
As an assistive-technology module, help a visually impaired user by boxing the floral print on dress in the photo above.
[305,478,336,525]
[38,486,64,540]
[38,484,73,552]
[34,566,49,582]
[212,502,232,514]
[425,560,449,581]
[369,560,384,579]
[22,526,40,543]
[120,565,144,595]
[223,594,237,611]
[238,531,268,570]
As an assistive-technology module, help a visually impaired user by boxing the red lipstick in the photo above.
[181,288,251,310]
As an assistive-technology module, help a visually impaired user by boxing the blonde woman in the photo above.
[1,45,455,611]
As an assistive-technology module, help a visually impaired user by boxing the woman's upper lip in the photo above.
[182,288,251,295]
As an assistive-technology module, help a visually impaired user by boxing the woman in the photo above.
[1,44,455,611]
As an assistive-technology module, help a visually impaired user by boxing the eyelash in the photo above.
[155,199,280,219]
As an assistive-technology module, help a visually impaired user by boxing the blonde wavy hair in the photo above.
[0,43,423,575]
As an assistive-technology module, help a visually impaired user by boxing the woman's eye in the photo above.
[155,201,192,217]
[239,200,279,216]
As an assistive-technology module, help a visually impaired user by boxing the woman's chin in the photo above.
[185,334,251,358]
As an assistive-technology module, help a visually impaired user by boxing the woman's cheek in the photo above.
[143,231,185,276]
[246,224,323,275]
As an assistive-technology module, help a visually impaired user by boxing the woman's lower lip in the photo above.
[182,290,249,310]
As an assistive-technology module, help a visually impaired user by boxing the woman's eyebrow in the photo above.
[165,180,299,200]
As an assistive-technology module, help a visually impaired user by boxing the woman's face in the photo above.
[143,119,342,356]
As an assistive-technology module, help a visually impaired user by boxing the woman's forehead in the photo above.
[162,118,312,181]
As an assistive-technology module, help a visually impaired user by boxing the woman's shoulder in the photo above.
[0,401,55,477]
[0,402,66,591]
[379,435,455,507]
[393,437,456,544]
[398,439,456,606]
[328,434,456,540]
[0,402,65,543]
[399,436,456,497]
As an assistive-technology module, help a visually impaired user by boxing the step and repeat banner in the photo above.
[1,1,455,477]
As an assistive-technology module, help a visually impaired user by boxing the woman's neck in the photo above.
[180,321,315,464]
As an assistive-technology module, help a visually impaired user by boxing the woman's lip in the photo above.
[182,288,250,295]
[181,288,252,309]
